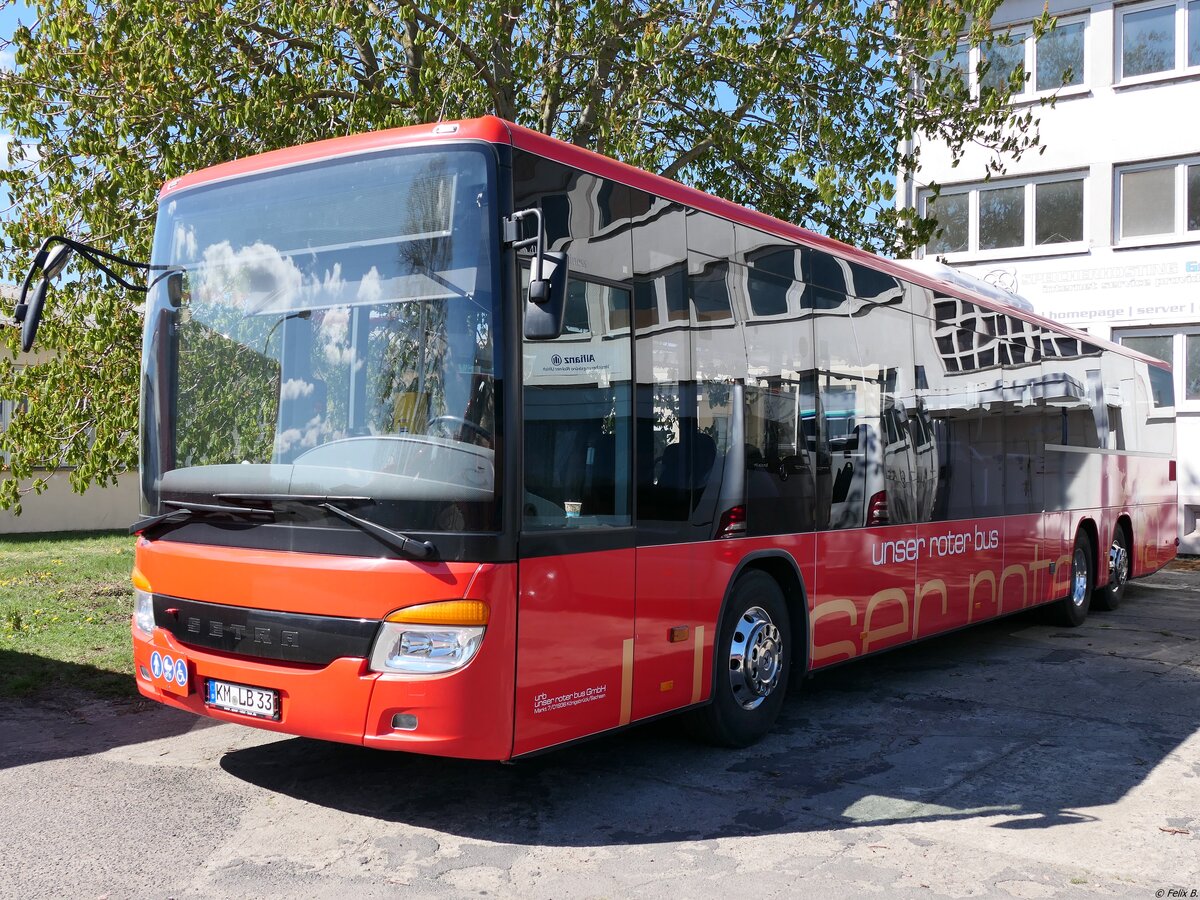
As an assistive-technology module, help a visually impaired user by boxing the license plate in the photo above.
[205,678,280,720]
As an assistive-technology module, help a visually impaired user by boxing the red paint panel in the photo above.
[633,544,725,719]
[810,526,916,668]
[134,629,376,747]
[161,117,514,197]
[810,519,1058,670]
[1000,514,1048,611]
[513,549,635,756]
[363,564,517,760]
[135,538,480,619]
[633,537,817,719]
[958,517,1018,622]
[133,541,519,759]
[1041,511,1072,601]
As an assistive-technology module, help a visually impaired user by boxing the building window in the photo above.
[1116,157,1200,242]
[1189,163,1200,229]
[1117,0,1200,81]
[1117,327,1200,407]
[925,192,969,254]
[1037,21,1087,89]
[923,174,1086,259]
[980,30,1029,95]
[978,185,1025,249]
[1192,0,1200,64]
[946,18,1087,100]
[1036,179,1085,243]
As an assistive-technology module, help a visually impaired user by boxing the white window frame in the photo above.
[1115,0,1200,85]
[1113,155,1200,246]
[951,15,1090,102]
[1115,325,1200,411]
[920,172,1089,262]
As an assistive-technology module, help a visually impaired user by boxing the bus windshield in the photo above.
[140,145,502,536]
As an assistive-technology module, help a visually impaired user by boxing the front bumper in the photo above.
[133,621,516,759]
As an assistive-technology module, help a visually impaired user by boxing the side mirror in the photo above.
[13,240,75,353]
[10,235,153,353]
[18,279,49,353]
[524,252,568,340]
[166,270,184,307]
[42,243,73,280]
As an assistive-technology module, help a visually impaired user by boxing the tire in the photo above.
[1048,531,1094,627]
[1092,525,1131,612]
[688,570,791,748]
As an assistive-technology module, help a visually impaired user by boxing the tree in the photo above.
[0,0,1044,509]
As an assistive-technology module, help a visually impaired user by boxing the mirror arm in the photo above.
[12,234,163,347]
[19,235,160,296]
[505,208,550,300]
[15,236,57,316]
[72,247,151,293]
[42,235,154,272]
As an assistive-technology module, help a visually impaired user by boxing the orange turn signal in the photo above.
[385,600,489,627]
[131,568,151,591]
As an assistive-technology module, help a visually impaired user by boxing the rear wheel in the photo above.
[1092,526,1131,612]
[1049,531,1094,627]
[688,570,791,748]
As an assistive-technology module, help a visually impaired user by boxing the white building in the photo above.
[904,0,1200,553]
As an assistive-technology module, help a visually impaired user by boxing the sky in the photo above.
[1,1,32,214]
[1,1,33,155]
[0,1,32,70]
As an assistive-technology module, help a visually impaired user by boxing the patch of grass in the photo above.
[0,530,136,699]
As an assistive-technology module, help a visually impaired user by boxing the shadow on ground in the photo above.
[218,570,1200,846]
[0,650,207,770]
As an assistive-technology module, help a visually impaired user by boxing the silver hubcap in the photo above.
[1071,547,1089,607]
[1109,540,1129,588]
[727,606,784,710]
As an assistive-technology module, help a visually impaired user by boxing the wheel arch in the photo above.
[1076,517,1100,579]
[1114,512,1133,545]
[713,550,810,687]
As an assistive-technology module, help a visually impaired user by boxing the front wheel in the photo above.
[688,570,791,747]
[1049,531,1094,627]
[1092,527,1131,612]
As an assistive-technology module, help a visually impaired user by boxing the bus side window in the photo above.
[523,280,633,529]
[743,378,819,536]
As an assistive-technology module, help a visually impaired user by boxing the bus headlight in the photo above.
[133,588,155,636]
[132,568,155,636]
[369,624,485,673]
[369,601,489,674]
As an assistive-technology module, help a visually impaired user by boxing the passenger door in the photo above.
[510,155,640,755]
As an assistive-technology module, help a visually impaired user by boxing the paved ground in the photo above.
[2,566,1199,899]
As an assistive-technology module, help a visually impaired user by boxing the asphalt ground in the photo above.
[1,564,1198,899]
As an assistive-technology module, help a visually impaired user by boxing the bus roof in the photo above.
[159,116,1170,373]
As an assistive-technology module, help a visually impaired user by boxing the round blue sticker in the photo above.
[163,655,176,684]
[150,651,163,679]
[173,658,187,688]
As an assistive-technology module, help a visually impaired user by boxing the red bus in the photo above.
[15,116,1178,758]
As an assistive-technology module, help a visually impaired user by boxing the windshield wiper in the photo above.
[216,493,437,560]
[129,508,192,535]
[129,501,275,536]
[318,502,436,560]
